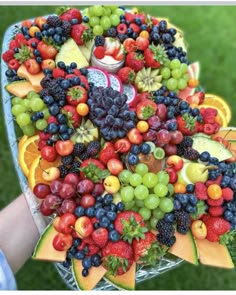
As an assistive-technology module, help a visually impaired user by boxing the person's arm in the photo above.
[0,194,40,273]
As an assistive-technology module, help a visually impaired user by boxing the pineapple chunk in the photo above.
[79,40,94,62]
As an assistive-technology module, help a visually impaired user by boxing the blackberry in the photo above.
[69,161,81,173]
[47,16,62,27]
[176,144,184,156]
[87,140,101,156]
[73,143,86,157]
[79,151,90,161]
[39,88,50,98]
[58,164,69,178]
[157,233,176,247]
[182,136,193,148]
[40,76,52,89]
[61,20,72,36]
[117,33,127,43]
[156,219,175,237]
[177,225,189,234]
[106,27,117,37]
[174,210,191,228]
[183,147,199,161]
[61,155,74,166]
[94,35,105,47]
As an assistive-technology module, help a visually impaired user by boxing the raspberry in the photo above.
[222,187,234,201]
[203,123,215,134]
[9,39,20,49]
[117,23,128,34]
[208,206,224,217]
[2,49,15,63]
[207,197,224,207]
[129,23,141,33]
[195,182,208,200]
[206,175,223,187]
[52,68,66,78]
[27,38,40,47]
[8,59,20,70]
[93,46,105,59]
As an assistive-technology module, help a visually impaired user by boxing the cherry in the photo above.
[80,194,96,208]
[41,145,57,162]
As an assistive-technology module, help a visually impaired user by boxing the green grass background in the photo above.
[1,5,236,290]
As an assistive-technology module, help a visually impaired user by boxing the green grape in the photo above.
[36,119,48,130]
[88,6,97,16]
[153,208,165,219]
[162,79,168,87]
[129,173,142,187]
[100,16,111,30]
[159,198,174,213]
[30,99,44,112]
[27,91,40,100]
[177,78,187,90]
[153,183,168,198]
[83,8,90,17]
[139,207,151,221]
[42,108,50,120]
[110,14,120,26]
[118,169,132,184]
[134,185,149,200]
[142,172,158,189]
[11,104,27,116]
[135,163,149,176]
[21,124,36,136]
[22,99,31,109]
[144,194,160,210]
[163,59,171,67]
[180,63,188,74]
[132,206,139,212]
[172,69,182,79]
[135,200,144,208]
[120,186,134,202]
[103,7,112,16]
[150,216,158,229]
[124,200,136,210]
[160,67,171,79]
[93,5,104,17]
[183,73,190,82]
[114,8,125,16]
[89,16,100,27]
[156,171,169,185]
[170,59,181,69]
[16,113,31,127]
[12,97,23,105]
[93,25,104,36]
[167,78,178,91]
[106,5,118,11]
[168,184,174,196]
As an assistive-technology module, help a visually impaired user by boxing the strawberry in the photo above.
[15,33,28,46]
[207,197,224,207]
[205,216,230,241]
[93,46,105,59]
[66,85,87,106]
[176,113,198,135]
[186,91,205,105]
[62,105,81,128]
[222,187,234,201]
[9,39,20,49]
[99,142,119,165]
[52,68,66,78]
[114,211,147,243]
[136,99,158,120]
[92,228,109,248]
[58,7,82,23]
[113,50,125,61]
[2,49,15,63]
[123,38,136,53]
[144,44,168,68]
[78,74,89,90]
[132,231,161,264]
[71,24,93,46]
[37,41,57,60]
[102,240,134,276]
[117,67,135,84]
[125,51,144,72]
[128,92,151,108]
[135,36,149,51]
[208,206,224,217]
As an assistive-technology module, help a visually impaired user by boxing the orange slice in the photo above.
[204,93,231,124]
[198,104,228,128]
[18,135,28,150]
[18,135,40,177]
[28,155,61,190]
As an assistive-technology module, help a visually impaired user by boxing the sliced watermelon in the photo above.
[108,73,123,93]
[87,66,110,88]
[189,61,200,80]
[178,64,195,100]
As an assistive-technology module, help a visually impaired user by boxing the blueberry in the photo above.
[169,91,176,98]
[110,203,117,212]
[36,111,44,119]
[73,238,81,247]
[31,41,38,48]
[5,69,15,78]
[151,32,160,42]
[130,145,139,154]
[107,223,115,231]
[95,208,106,219]
[82,16,89,23]
[53,34,62,44]
[47,27,55,36]
[155,96,164,104]
[173,199,181,210]
[96,196,103,203]
[209,157,219,165]
[47,122,59,134]
[85,207,95,217]
[230,177,236,190]
[67,128,74,135]
[82,257,92,269]
[33,49,41,57]
[61,133,70,140]
[221,175,231,186]
[82,268,89,277]
[57,113,67,124]
[75,206,85,217]
[46,139,53,146]
[57,61,66,69]
[168,28,177,36]
[106,211,117,221]
[127,27,133,36]
[35,31,42,40]
[191,108,200,116]
[58,124,68,134]
[179,101,189,110]
[36,56,42,63]
[199,151,210,162]
[186,184,195,193]
[60,79,71,89]
[91,254,101,267]
[185,205,197,213]
[49,104,60,116]
[80,68,88,76]
[43,68,52,76]
[164,213,175,223]
[162,33,172,43]
[132,32,138,39]
[117,202,125,212]
[140,143,151,154]
[224,210,234,221]
[152,25,159,33]
[104,194,113,205]
[63,259,71,268]
[188,194,198,206]
[58,99,66,107]
[140,24,148,31]
[21,26,29,35]
[42,23,49,30]
[74,250,85,260]
[99,216,110,228]
[128,153,139,165]
[94,222,100,229]
[71,76,80,86]
[159,20,167,32]
[178,194,189,206]
[134,17,142,25]
[109,230,121,242]
[31,114,38,122]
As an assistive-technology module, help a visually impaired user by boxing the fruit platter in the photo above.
[2,5,236,291]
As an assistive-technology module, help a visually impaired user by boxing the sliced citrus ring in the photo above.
[153,147,165,160]
[18,135,40,177]
[204,93,231,124]
[198,104,228,128]
[18,135,28,151]
[28,155,61,190]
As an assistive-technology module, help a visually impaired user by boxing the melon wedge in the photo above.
[72,259,107,290]
[17,64,44,92]
[79,40,94,62]
[32,224,67,262]
[212,127,236,141]
[104,262,136,290]
[5,80,35,98]
[169,231,198,265]
[195,239,234,269]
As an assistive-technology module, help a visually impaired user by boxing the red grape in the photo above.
[148,115,161,130]
[44,194,62,209]
[156,129,171,144]
[80,194,96,208]
[77,179,95,194]
[155,104,167,121]
[33,183,51,199]
[92,183,105,197]
[61,199,77,214]
[50,180,63,195]
[59,183,76,199]
[40,200,54,216]
[64,173,80,187]
[143,129,157,142]
[170,130,184,144]
[164,143,177,156]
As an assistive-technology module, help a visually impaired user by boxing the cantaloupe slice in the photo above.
[169,231,198,265]
[32,224,66,262]
[104,262,136,290]
[212,127,236,141]
[17,64,44,92]
[195,239,234,269]
[5,80,35,98]
[72,259,107,290]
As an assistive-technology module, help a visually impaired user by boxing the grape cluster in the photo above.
[88,86,136,141]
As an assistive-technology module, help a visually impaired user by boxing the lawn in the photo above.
[1,5,236,290]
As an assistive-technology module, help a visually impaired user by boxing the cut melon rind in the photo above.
[5,80,35,98]
[17,64,44,92]
[104,262,136,290]
[169,231,198,265]
[192,136,233,161]
[72,259,107,290]
[195,239,234,269]
[32,224,67,262]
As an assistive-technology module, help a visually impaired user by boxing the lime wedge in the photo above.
[153,147,165,160]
